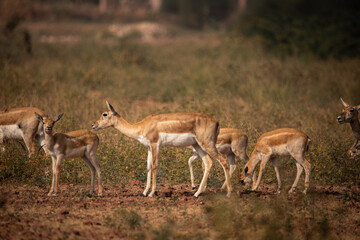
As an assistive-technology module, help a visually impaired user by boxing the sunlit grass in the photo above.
[0,21,359,191]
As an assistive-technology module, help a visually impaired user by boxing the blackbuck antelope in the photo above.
[0,107,47,157]
[92,101,232,198]
[337,98,360,154]
[35,113,103,197]
[240,128,311,194]
[188,128,249,190]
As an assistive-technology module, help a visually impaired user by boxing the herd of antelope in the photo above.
[0,98,358,198]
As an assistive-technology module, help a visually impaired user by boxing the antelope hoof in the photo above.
[148,191,155,197]
[194,191,200,198]
[302,189,308,195]
[288,188,295,194]
[192,185,196,190]
[226,192,231,198]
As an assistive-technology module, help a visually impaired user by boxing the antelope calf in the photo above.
[188,128,249,190]
[0,107,47,157]
[241,128,311,194]
[337,98,360,153]
[35,113,103,197]
[92,101,231,198]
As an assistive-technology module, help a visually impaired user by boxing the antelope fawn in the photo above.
[241,128,311,194]
[35,113,103,197]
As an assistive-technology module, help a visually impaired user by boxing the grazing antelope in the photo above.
[188,128,249,190]
[92,101,232,198]
[35,113,103,197]
[0,107,47,157]
[337,98,360,152]
[240,128,311,194]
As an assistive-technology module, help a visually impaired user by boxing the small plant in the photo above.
[120,209,143,230]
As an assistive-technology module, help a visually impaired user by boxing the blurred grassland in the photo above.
[0,20,359,191]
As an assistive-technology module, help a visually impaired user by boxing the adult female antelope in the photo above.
[0,107,47,157]
[337,98,360,154]
[35,113,103,197]
[92,101,231,198]
[188,128,249,190]
[241,128,311,194]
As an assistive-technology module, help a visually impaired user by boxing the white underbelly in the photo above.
[159,133,197,147]
[0,125,23,140]
[136,136,150,147]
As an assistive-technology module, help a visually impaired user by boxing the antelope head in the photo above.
[240,165,253,190]
[337,98,360,124]
[35,112,64,134]
[92,101,119,130]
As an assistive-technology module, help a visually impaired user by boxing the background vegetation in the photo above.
[0,0,359,239]
[233,0,360,59]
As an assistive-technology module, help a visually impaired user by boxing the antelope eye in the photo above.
[349,109,354,113]
[103,113,108,117]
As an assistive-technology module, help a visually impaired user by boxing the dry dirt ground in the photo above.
[0,181,359,239]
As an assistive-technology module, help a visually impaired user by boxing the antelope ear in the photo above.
[55,113,64,122]
[106,101,118,115]
[356,105,360,111]
[34,112,43,122]
[244,166,248,174]
[340,98,349,107]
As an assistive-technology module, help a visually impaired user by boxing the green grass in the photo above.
[0,20,359,190]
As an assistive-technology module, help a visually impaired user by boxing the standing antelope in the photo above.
[337,98,360,153]
[240,128,311,194]
[92,101,232,198]
[35,113,103,197]
[0,107,47,157]
[188,128,249,190]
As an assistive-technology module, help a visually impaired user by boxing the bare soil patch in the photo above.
[0,182,359,239]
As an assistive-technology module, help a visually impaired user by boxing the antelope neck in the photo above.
[113,116,142,139]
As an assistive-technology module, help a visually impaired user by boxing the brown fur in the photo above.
[92,102,231,198]
[188,128,249,190]
[0,107,47,157]
[241,128,311,194]
[36,114,103,197]
[337,98,360,151]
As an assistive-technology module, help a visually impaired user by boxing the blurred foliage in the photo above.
[203,194,336,240]
[0,0,33,63]
[100,193,343,239]
[232,0,360,59]
[162,0,233,28]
